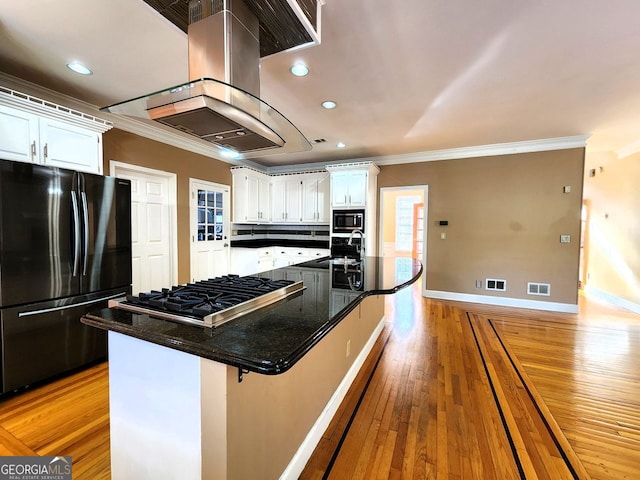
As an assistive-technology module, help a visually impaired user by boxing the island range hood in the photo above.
[102,0,321,155]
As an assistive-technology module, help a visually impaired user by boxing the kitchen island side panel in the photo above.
[108,331,203,480]
[221,294,384,480]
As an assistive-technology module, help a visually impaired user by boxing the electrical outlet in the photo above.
[475,280,482,288]
[346,339,351,357]
[560,234,571,243]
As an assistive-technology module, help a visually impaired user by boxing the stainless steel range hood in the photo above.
[102,0,320,156]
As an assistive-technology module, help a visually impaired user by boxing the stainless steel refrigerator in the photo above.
[0,159,132,394]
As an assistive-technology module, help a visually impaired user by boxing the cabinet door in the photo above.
[246,174,261,222]
[331,172,349,207]
[257,176,270,222]
[301,175,318,223]
[232,172,248,222]
[285,178,302,222]
[347,171,368,206]
[316,174,330,222]
[0,105,38,163]
[40,118,101,173]
[271,178,287,223]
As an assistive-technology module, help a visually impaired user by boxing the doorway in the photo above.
[379,186,428,261]
[189,178,230,281]
[110,162,177,294]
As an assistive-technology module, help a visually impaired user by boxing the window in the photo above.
[197,189,224,241]
[395,196,421,252]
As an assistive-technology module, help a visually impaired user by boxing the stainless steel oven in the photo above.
[332,209,364,234]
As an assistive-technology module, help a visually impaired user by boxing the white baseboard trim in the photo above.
[583,286,640,315]
[423,289,579,313]
[280,316,386,480]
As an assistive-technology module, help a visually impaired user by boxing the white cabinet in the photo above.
[0,105,38,163]
[274,247,329,267]
[0,104,103,173]
[301,173,330,223]
[256,247,274,273]
[330,170,368,208]
[232,168,270,223]
[230,248,259,276]
[271,177,302,223]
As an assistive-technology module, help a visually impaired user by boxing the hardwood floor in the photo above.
[1,287,638,480]
[301,286,640,480]
[0,362,110,480]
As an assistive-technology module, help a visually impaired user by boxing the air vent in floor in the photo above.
[527,282,551,296]
[485,279,507,291]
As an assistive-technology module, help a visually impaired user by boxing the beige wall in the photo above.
[378,148,586,305]
[582,150,640,305]
[103,128,232,284]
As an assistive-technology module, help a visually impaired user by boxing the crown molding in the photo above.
[370,135,590,166]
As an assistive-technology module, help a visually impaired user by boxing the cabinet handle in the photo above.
[31,141,36,158]
[43,143,48,159]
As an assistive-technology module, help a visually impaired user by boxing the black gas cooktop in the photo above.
[110,275,304,328]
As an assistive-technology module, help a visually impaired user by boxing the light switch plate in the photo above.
[560,234,571,243]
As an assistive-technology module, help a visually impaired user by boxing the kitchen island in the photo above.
[82,256,421,480]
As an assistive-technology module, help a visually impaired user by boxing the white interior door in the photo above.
[190,179,230,281]
[110,162,177,294]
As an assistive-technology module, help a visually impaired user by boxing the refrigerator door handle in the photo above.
[17,291,129,317]
[81,191,89,276]
[71,191,81,276]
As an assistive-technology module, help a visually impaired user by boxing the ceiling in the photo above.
[2,0,640,168]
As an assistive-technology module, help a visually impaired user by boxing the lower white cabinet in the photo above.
[231,246,329,276]
[231,247,274,276]
[273,247,329,267]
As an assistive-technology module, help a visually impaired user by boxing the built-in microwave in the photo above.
[332,209,365,234]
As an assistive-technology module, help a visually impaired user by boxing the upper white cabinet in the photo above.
[326,162,379,210]
[40,118,102,172]
[0,88,111,174]
[271,176,302,223]
[301,172,330,223]
[231,168,330,225]
[232,168,270,223]
[329,170,368,208]
[0,105,38,163]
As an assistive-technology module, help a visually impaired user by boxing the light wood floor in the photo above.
[1,285,638,479]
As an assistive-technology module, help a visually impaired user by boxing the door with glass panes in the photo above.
[190,179,230,281]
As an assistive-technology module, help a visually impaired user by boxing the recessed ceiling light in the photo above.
[336,142,346,148]
[321,101,337,109]
[290,63,309,77]
[67,62,92,75]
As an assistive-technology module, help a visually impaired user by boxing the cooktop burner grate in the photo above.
[110,274,304,328]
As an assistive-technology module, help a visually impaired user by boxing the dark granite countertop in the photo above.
[81,256,422,375]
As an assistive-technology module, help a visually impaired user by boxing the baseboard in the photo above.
[583,286,640,315]
[280,316,386,480]
[423,289,579,313]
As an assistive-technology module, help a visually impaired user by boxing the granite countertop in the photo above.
[81,256,422,375]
